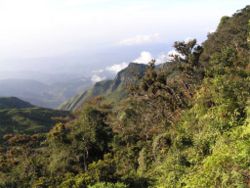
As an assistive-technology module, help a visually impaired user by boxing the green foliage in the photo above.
[60,63,147,111]
[0,99,69,142]
[88,182,127,188]
[0,6,249,188]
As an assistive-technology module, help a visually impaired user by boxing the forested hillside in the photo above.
[59,63,147,111]
[0,97,70,142]
[0,6,249,188]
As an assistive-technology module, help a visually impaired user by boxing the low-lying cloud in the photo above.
[133,51,153,64]
[105,62,128,74]
[91,74,106,83]
[91,49,179,83]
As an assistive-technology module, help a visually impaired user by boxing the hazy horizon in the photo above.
[0,0,249,82]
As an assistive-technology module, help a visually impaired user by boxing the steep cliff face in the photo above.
[0,5,250,188]
[59,63,147,111]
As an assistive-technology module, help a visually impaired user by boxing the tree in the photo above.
[171,39,203,66]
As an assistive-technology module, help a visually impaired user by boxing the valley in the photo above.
[0,4,249,188]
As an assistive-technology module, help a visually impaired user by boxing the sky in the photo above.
[0,0,249,81]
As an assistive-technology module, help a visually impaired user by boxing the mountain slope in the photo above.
[0,97,69,141]
[59,63,147,111]
[201,5,250,61]
[0,97,33,109]
[0,6,249,188]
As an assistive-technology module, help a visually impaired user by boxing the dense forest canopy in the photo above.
[0,97,70,143]
[0,5,249,188]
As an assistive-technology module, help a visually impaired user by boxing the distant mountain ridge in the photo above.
[59,63,147,111]
[0,97,33,109]
[0,5,249,187]
[0,77,92,109]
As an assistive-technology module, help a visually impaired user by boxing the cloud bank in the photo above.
[133,51,153,64]
[91,74,106,82]
[105,62,128,73]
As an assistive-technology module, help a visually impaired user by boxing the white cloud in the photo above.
[133,51,153,64]
[91,74,106,83]
[156,53,169,64]
[0,0,248,60]
[104,49,182,71]
[154,48,189,65]
[105,62,128,73]
[166,49,186,61]
[208,29,216,34]
[118,33,160,46]
[184,37,195,43]
[167,49,180,56]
